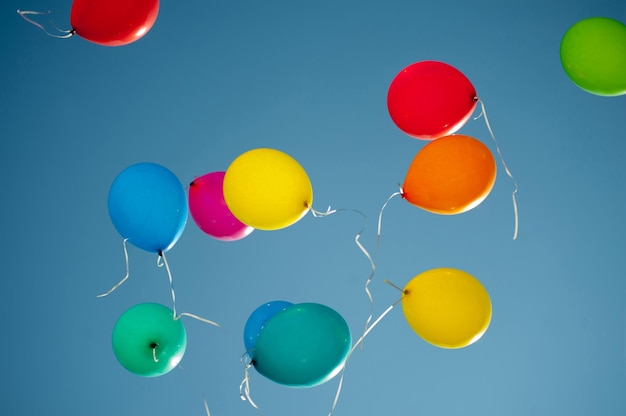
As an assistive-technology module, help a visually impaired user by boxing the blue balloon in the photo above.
[243,300,293,352]
[108,163,188,253]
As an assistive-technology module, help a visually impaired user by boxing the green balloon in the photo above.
[112,303,187,377]
[252,303,351,388]
[560,17,626,96]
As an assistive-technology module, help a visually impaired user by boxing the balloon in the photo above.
[560,17,626,96]
[387,61,477,140]
[252,303,351,388]
[223,148,313,231]
[188,172,254,241]
[108,162,188,253]
[402,268,492,349]
[402,134,496,215]
[70,0,159,46]
[243,301,294,352]
[112,303,187,377]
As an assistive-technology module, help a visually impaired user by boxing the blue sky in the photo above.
[1,1,625,415]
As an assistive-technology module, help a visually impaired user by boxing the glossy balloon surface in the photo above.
[223,148,313,230]
[189,171,253,241]
[560,17,626,96]
[402,268,492,349]
[108,162,188,253]
[387,61,477,140]
[112,303,187,377]
[402,135,496,214]
[70,0,159,46]
[252,303,351,387]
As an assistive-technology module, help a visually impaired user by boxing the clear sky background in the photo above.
[1,1,625,415]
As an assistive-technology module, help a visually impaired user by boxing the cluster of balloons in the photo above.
[381,62,496,354]
[387,60,497,215]
[19,1,623,411]
[241,266,493,391]
[107,162,187,376]
[102,65,503,386]
[560,17,626,96]
[106,148,315,249]
[105,147,317,377]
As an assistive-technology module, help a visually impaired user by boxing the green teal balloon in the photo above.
[112,303,187,377]
[252,303,351,388]
[560,17,626,96]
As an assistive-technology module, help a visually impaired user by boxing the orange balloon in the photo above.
[402,135,496,214]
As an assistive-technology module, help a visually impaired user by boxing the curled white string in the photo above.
[157,251,221,328]
[328,297,403,416]
[97,238,130,298]
[17,10,75,38]
[309,205,377,342]
[376,190,402,250]
[151,344,159,363]
[474,99,519,240]
[239,352,262,414]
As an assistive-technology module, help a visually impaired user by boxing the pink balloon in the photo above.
[188,172,254,241]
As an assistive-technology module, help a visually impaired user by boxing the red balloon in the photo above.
[387,61,477,140]
[70,0,159,46]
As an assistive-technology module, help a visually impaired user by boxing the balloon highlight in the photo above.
[112,303,187,377]
[251,303,351,387]
[560,17,626,96]
[189,171,254,241]
[402,135,496,215]
[402,268,492,349]
[70,0,159,46]
[223,148,313,230]
[387,61,477,140]
[108,162,188,253]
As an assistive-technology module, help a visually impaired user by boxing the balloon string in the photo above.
[97,238,130,298]
[239,353,262,414]
[328,297,402,416]
[158,251,221,328]
[16,10,75,38]
[203,397,211,416]
[309,205,377,343]
[475,99,519,240]
[152,345,159,363]
[376,190,402,248]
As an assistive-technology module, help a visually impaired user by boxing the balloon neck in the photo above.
[150,343,159,362]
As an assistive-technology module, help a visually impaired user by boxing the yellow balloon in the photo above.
[401,268,492,349]
[223,148,313,230]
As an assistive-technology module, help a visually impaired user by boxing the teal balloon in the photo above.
[252,303,351,388]
[108,162,188,253]
[112,303,187,377]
